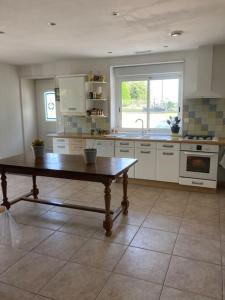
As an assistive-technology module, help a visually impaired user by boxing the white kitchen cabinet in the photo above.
[156,149,180,183]
[115,146,135,178]
[135,142,156,180]
[53,138,69,154]
[58,76,86,114]
[86,139,114,157]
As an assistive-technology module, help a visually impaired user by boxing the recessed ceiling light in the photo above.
[107,51,112,54]
[163,45,168,48]
[48,22,56,26]
[112,11,120,16]
[170,30,183,37]
[135,50,152,55]
[0,31,5,34]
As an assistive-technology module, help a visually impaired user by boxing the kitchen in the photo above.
[1,1,225,300]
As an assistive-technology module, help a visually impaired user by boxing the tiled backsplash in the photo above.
[63,115,110,134]
[183,98,225,137]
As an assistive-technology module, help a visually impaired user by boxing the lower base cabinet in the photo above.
[115,147,135,178]
[156,149,180,183]
[135,148,156,180]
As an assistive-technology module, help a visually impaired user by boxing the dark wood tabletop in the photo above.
[0,153,137,177]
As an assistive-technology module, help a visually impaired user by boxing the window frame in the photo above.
[44,90,57,122]
[115,72,183,133]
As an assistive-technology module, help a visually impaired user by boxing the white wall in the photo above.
[20,79,37,152]
[19,49,198,98]
[0,63,24,158]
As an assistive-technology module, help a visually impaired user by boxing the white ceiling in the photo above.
[0,0,225,65]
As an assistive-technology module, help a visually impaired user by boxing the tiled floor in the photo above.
[0,174,225,299]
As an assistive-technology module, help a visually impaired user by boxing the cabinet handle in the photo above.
[162,144,174,148]
[57,145,65,149]
[68,107,77,111]
[97,143,102,146]
[162,152,174,155]
[120,142,129,145]
[56,139,65,142]
[192,181,203,186]
[120,150,129,153]
[140,150,151,154]
[140,143,151,147]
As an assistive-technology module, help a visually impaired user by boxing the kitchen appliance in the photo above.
[183,135,218,141]
[179,142,219,188]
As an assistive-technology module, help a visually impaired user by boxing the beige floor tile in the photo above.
[143,213,182,233]
[71,239,126,271]
[180,219,220,241]
[184,204,219,223]
[0,245,27,274]
[12,224,54,251]
[33,231,87,260]
[0,282,34,300]
[131,227,177,254]
[161,287,215,300]
[158,189,189,204]
[221,243,225,265]
[174,234,221,264]
[93,224,139,245]
[115,247,170,284]
[17,211,71,230]
[220,209,225,223]
[0,252,65,293]
[59,215,101,237]
[118,210,148,226]
[96,273,162,300]
[40,262,110,300]
[151,200,186,217]
[47,182,84,199]
[165,256,222,299]
[189,192,219,208]
[33,296,51,300]
[69,190,101,203]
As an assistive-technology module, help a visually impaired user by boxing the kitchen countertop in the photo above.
[48,133,225,145]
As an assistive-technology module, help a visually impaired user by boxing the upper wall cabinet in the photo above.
[185,46,223,99]
[58,76,86,115]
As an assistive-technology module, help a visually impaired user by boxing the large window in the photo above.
[44,91,56,121]
[118,74,182,131]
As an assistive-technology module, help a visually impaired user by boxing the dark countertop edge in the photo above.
[47,133,225,145]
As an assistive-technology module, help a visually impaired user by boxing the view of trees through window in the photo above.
[121,78,180,129]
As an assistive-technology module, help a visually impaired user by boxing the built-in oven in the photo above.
[180,143,219,181]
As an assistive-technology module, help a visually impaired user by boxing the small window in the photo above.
[44,91,56,121]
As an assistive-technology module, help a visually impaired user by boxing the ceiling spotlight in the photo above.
[48,22,56,26]
[163,45,168,48]
[0,31,5,34]
[170,30,183,37]
[112,11,120,16]
[107,51,112,54]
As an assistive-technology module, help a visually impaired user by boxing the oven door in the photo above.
[180,151,218,180]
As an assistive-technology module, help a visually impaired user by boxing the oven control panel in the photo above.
[181,143,219,153]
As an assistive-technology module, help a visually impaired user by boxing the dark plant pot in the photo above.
[171,125,180,134]
[84,148,97,164]
[32,146,45,158]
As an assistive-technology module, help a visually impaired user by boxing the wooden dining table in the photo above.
[0,153,137,236]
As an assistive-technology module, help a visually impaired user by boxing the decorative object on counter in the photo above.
[32,139,45,158]
[167,116,181,135]
[90,129,110,135]
[84,140,97,164]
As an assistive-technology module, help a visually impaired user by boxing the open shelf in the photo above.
[87,98,108,101]
[86,81,107,84]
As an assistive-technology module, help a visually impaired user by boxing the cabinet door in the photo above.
[115,147,135,178]
[96,140,114,157]
[156,150,180,183]
[135,148,156,180]
[53,138,69,154]
[59,76,86,114]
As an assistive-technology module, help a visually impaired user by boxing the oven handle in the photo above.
[184,151,215,157]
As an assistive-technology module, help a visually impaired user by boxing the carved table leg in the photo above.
[31,175,39,200]
[121,171,129,215]
[1,171,10,209]
[103,178,113,237]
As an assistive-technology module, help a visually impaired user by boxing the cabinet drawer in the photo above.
[53,143,69,154]
[53,138,69,145]
[115,141,134,148]
[179,177,216,189]
[135,141,156,149]
[157,142,180,151]
[135,149,156,180]
[96,140,114,147]
[68,139,84,147]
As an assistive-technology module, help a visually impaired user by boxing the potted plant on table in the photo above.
[32,139,45,158]
[167,116,181,135]
[84,140,97,164]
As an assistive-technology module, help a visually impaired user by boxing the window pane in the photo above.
[44,91,56,121]
[149,79,179,129]
[121,80,147,129]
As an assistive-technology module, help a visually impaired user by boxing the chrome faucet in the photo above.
[135,119,145,135]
